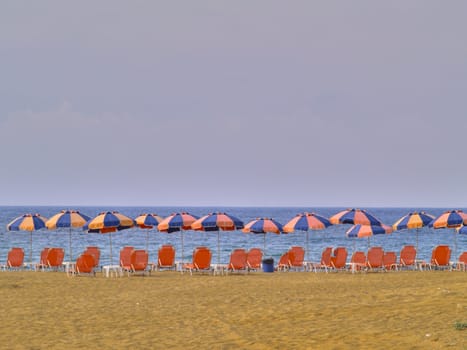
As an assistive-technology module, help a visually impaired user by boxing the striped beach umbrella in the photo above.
[392,211,435,251]
[283,212,332,261]
[346,224,392,238]
[429,210,467,258]
[46,210,91,261]
[157,212,199,264]
[330,208,383,226]
[7,213,48,265]
[346,224,392,250]
[428,210,467,229]
[135,213,164,251]
[242,218,285,257]
[191,212,244,264]
[84,211,135,265]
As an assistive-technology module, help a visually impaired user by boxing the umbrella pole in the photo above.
[263,234,266,257]
[69,228,73,262]
[217,231,220,265]
[146,230,149,252]
[416,228,419,252]
[30,231,33,266]
[181,230,184,265]
[109,233,113,265]
[306,231,309,262]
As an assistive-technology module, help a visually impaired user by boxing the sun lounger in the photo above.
[289,246,305,271]
[277,251,292,271]
[155,245,176,271]
[419,245,452,271]
[182,247,213,275]
[398,245,417,270]
[46,248,65,271]
[84,246,101,270]
[366,247,384,271]
[1,247,25,271]
[120,246,135,272]
[128,250,149,276]
[309,247,333,273]
[383,252,398,271]
[347,251,367,273]
[453,252,467,271]
[330,247,348,271]
[35,247,50,271]
[68,253,96,277]
[246,248,263,272]
[227,249,248,273]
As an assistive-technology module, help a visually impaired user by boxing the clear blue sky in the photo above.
[1,2,466,207]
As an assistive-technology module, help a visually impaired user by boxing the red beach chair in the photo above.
[156,245,176,271]
[330,247,348,271]
[246,248,263,271]
[227,249,248,273]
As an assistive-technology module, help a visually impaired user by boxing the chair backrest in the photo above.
[331,247,348,269]
[193,247,212,270]
[158,245,175,267]
[289,246,305,267]
[400,245,416,266]
[39,248,50,265]
[321,247,333,267]
[76,253,95,274]
[228,249,247,270]
[47,248,65,267]
[7,247,24,268]
[246,248,263,269]
[383,252,397,269]
[131,250,149,271]
[351,251,367,265]
[432,245,451,266]
[459,252,467,264]
[278,251,291,267]
[367,247,384,268]
[84,247,100,267]
[120,246,134,268]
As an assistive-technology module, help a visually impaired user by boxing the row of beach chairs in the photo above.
[2,244,466,275]
[273,244,467,272]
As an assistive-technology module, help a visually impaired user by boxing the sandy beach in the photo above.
[0,270,465,349]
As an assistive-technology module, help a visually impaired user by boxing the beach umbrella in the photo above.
[346,224,392,250]
[330,208,383,226]
[242,218,285,257]
[191,212,244,265]
[83,211,135,265]
[135,213,164,251]
[392,211,435,251]
[346,224,392,238]
[283,212,332,262]
[429,210,467,258]
[46,210,91,262]
[157,212,198,264]
[7,213,48,265]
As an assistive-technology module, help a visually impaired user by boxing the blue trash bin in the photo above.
[262,258,274,273]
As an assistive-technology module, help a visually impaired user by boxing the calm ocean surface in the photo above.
[1,206,466,265]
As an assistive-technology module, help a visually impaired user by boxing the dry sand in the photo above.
[0,270,465,350]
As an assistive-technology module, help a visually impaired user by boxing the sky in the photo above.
[1,1,466,207]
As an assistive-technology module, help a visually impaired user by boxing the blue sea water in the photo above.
[1,206,466,266]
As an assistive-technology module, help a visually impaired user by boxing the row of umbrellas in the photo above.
[6,208,467,265]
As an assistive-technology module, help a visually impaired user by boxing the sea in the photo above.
[1,206,466,266]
